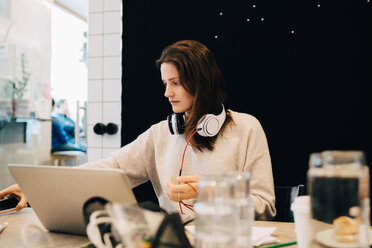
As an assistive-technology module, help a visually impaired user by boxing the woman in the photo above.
[0,40,276,220]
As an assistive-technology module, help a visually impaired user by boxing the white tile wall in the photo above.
[87,80,102,102]
[103,12,121,34]
[87,124,102,147]
[102,148,119,158]
[89,0,103,12]
[102,127,121,147]
[103,79,121,102]
[103,57,121,78]
[87,0,122,161]
[102,102,121,123]
[88,57,103,79]
[87,102,103,124]
[88,13,103,35]
[88,35,103,57]
[103,34,121,56]
[104,0,121,11]
[87,148,103,162]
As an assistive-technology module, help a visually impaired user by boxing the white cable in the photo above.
[21,223,56,248]
[86,210,113,248]
[103,233,113,248]
[114,244,125,248]
[89,210,108,222]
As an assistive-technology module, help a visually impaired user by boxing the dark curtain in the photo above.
[122,0,372,203]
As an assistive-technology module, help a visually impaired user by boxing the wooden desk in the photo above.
[0,208,89,248]
[0,208,298,248]
[255,221,297,247]
[186,221,298,247]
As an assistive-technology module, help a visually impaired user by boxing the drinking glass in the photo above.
[194,174,236,248]
[220,171,253,248]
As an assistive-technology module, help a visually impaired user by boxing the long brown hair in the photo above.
[156,40,232,151]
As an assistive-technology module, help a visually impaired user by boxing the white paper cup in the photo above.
[290,195,313,248]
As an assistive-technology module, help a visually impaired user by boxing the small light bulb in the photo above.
[261,17,264,21]
[317,4,320,7]
[219,12,223,16]
[253,4,256,8]
[291,30,295,34]
[214,35,218,39]
[247,18,250,22]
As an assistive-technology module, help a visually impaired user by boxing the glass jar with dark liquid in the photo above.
[308,151,370,248]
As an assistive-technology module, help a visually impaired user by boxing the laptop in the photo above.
[8,164,137,236]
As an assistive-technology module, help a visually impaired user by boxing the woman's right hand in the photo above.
[0,184,28,211]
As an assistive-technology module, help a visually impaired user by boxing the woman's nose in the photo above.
[164,84,173,97]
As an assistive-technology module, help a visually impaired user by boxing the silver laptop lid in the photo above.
[8,164,137,235]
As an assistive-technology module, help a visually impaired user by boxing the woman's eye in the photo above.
[162,81,180,88]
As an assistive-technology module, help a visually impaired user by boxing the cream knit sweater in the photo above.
[81,110,276,220]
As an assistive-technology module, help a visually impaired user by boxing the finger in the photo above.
[167,190,179,202]
[0,188,11,199]
[166,177,176,190]
[167,177,175,187]
[167,178,188,194]
[169,184,186,193]
[185,182,198,193]
[166,179,180,201]
[175,192,192,202]
[176,175,200,183]
[172,183,198,193]
[178,183,198,200]
[16,197,27,212]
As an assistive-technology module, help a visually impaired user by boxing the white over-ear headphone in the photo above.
[167,112,185,135]
[196,104,226,137]
[167,104,226,137]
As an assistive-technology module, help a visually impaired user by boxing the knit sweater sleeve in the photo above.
[242,116,276,220]
[80,126,156,188]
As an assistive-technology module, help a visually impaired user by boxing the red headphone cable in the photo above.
[178,129,199,214]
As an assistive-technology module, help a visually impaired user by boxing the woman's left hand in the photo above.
[166,175,199,202]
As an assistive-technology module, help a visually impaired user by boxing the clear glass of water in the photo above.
[220,171,253,248]
[194,174,236,248]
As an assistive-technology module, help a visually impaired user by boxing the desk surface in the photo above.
[0,208,89,248]
[255,221,297,247]
[0,208,298,248]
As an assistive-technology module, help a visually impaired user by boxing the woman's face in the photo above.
[59,100,69,115]
[161,62,194,114]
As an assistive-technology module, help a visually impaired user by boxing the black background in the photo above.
[121,0,372,203]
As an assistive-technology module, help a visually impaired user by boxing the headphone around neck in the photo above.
[167,105,226,137]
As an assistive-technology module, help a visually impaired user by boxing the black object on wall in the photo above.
[0,121,27,144]
[122,0,372,203]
